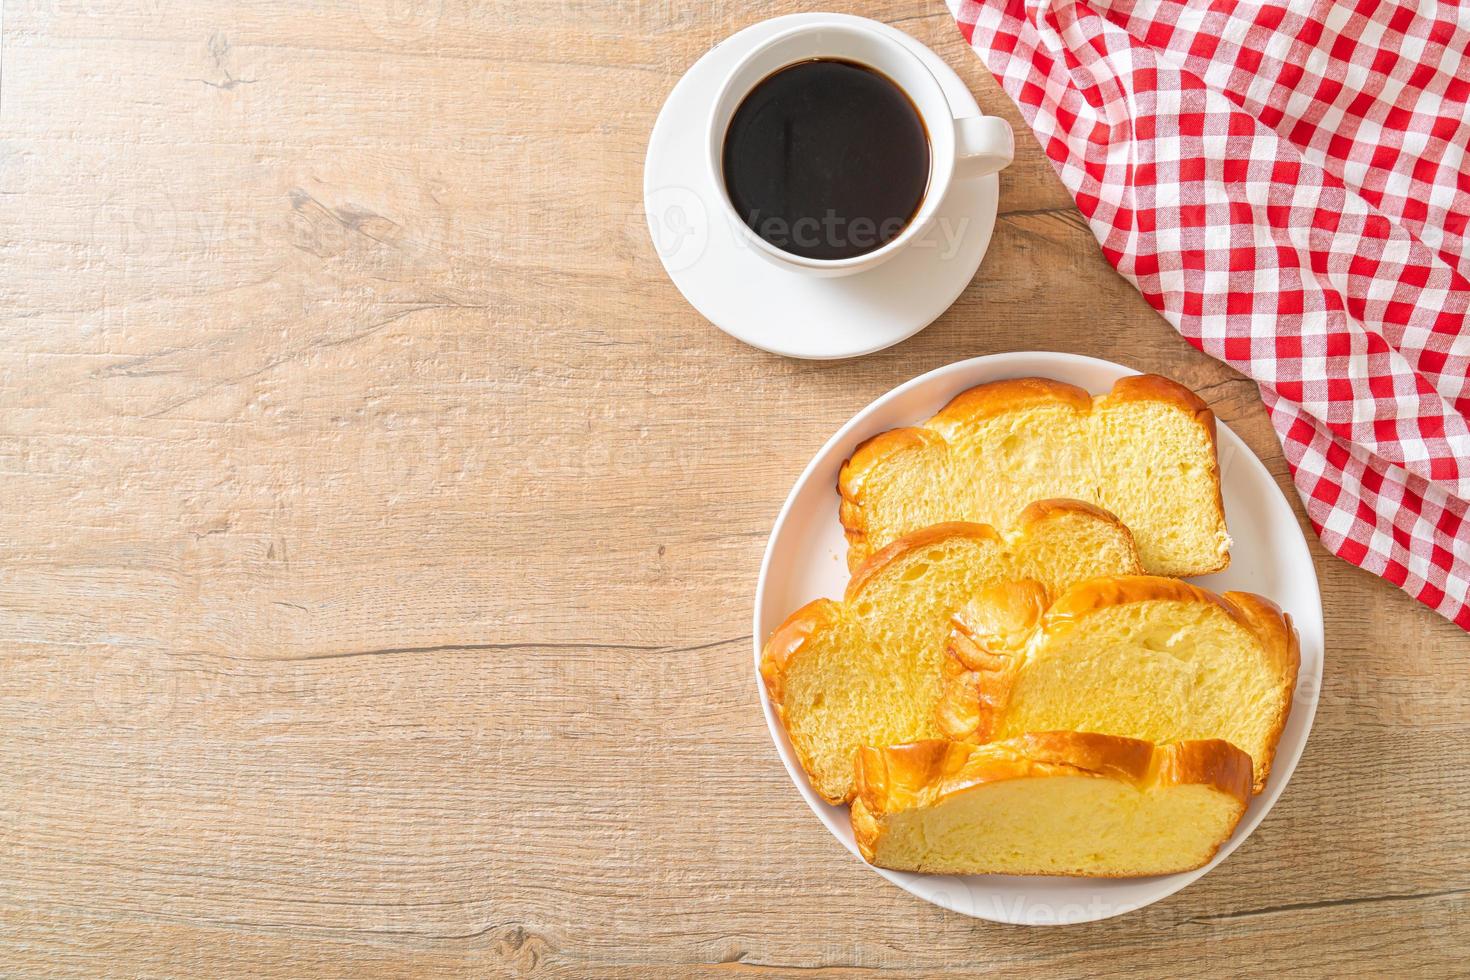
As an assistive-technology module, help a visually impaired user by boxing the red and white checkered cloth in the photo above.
[949,0,1470,629]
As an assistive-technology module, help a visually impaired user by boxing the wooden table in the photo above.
[3,1,1466,975]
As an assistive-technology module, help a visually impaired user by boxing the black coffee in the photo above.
[721,59,930,261]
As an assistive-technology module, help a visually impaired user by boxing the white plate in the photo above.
[643,13,1000,359]
[752,352,1324,925]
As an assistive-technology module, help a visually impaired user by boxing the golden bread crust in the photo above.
[937,575,1300,793]
[845,521,1003,601]
[837,427,947,568]
[759,598,863,805]
[852,734,1252,869]
[836,374,1229,574]
[1014,496,1137,530]
[1099,373,1212,414]
[929,377,1092,429]
[843,499,1131,601]
[1219,590,1301,790]
[758,598,838,720]
[1041,575,1238,630]
[937,579,1047,743]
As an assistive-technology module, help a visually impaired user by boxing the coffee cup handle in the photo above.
[954,115,1014,179]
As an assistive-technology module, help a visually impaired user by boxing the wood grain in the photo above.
[1,1,1466,976]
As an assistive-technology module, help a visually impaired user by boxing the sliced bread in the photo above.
[838,375,1230,577]
[761,500,1142,804]
[937,575,1299,792]
[851,733,1252,876]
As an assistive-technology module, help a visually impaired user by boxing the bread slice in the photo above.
[760,500,1143,804]
[851,733,1252,876]
[937,576,1299,792]
[838,375,1230,577]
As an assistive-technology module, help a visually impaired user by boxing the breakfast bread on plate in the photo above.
[851,733,1252,877]
[838,375,1230,577]
[936,575,1300,793]
[761,500,1142,805]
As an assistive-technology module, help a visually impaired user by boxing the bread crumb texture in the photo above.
[852,734,1251,877]
[762,503,1142,804]
[839,376,1230,577]
[941,576,1300,792]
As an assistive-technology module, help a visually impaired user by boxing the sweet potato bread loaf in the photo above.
[761,500,1142,805]
[937,575,1300,793]
[851,733,1252,877]
[838,375,1231,577]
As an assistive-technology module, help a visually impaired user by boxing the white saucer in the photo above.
[753,353,1324,924]
[644,13,1001,360]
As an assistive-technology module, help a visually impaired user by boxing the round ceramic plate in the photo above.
[752,352,1324,925]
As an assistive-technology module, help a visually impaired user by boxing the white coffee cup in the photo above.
[707,20,1013,278]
